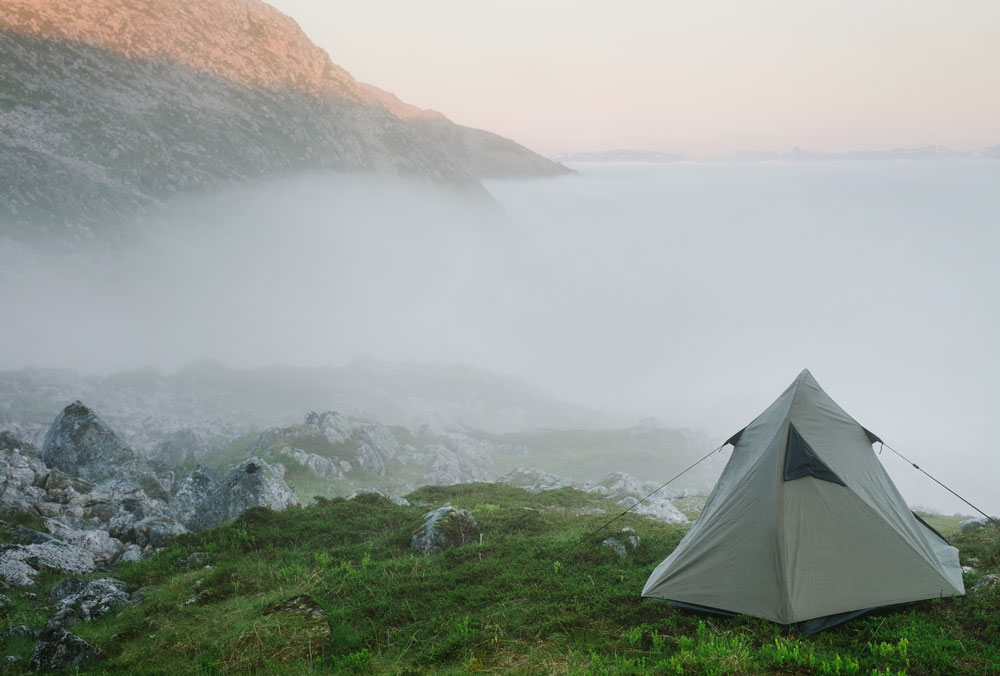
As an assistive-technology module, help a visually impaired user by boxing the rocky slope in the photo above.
[0,0,568,246]
[0,359,625,454]
[0,403,299,587]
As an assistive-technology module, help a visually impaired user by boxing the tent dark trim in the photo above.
[662,600,876,637]
[784,424,846,486]
[911,511,950,545]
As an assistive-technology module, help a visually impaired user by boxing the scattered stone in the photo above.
[0,593,10,608]
[10,525,55,545]
[29,625,101,672]
[264,594,328,626]
[0,540,96,587]
[119,544,143,563]
[49,578,129,627]
[616,496,688,525]
[0,625,36,640]
[498,467,574,493]
[972,574,998,593]
[602,526,641,558]
[411,503,481,555]
[960,517,989,532]
[174,552,210,569]
[182,594,203,606]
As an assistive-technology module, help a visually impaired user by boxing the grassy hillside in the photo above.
[1,485,997,675]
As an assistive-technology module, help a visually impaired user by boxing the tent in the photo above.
[642,369,965,634]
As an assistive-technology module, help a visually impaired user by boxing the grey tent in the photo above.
[642,369,964,634]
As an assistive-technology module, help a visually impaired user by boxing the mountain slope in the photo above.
[0,0,567,245]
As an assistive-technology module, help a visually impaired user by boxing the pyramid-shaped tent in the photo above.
[642,370,964,633]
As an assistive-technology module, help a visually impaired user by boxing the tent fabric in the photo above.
[642,369,965,629]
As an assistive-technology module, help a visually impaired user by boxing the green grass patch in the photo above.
[1,487,997,675]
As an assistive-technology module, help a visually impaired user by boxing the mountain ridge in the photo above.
[0,0,568,245]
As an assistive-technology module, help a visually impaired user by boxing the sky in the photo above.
[266,0,1000,157]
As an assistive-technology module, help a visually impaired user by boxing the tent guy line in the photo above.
[560,442,728,557]
[878,441,998,525]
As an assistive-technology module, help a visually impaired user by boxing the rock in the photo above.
[972,574,998,593]
[264,594,328,626]
[0,433,48,512]
[0,593,10,608]
[0,549,38,587]
[411,503,481,555]
[588,472,686,501]
[224,458,300,521]
[499,467,575,493]
[960,517,989,532]
[0,540,95,587]
[168,465,224,532]
[1,625,36,640]
[616,496,688,525]
[43,520,126,565]
[28,625,101,672]
[10,526,55,545]
[49,578,130,627]
[602,526,641,558]
[181,593,203,606]
[41,401,145,483]
[3,655,23,669]
[279,447,345,479]
[119,544,143,563]
[171,459,298,532]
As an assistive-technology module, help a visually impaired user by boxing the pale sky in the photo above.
[266,0,999,157]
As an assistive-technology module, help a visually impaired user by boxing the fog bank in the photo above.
[3,161,999,514]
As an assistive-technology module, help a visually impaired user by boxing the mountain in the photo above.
[0,0,568,246]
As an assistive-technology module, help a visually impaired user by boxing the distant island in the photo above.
[554,145,1000,163]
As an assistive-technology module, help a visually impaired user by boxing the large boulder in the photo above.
[29,625,101,672]
[411,504,481,555]
[226,458,300,517]
[171,459,299,532]
[41,401,145,483]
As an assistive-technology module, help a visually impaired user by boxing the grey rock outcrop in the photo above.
[616,496,688,525]
[42,401,147,483]
[49,577,130,627]
[602,526,641,558]
[960,517,989,532]
[28,625,101,672]
[171,458,299,532]
[972,573,998,594]
[0,540,95,587]
[499,467,575,493]
[411,504,481,555]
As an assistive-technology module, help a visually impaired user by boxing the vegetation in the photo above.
[0,484,996,675]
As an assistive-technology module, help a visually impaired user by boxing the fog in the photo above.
[3,161,999,515]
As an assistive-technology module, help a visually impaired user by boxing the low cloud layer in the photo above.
[3,161,999,514]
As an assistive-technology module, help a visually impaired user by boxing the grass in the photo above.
[0,485,997,675]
